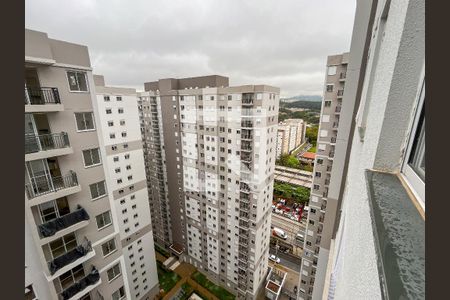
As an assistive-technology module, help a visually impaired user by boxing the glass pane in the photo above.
[96,214,105,228]
[83,150,93,166]
[97,181,106,196]
[39,201,57,222]
[83,113,94,130]
[76,72,88,91]
[104,211,111,225]
[408,110,425,181]
[56,197,70,216]
[90,184,98,199]
[91,148,100,164]
[75,113,85,130]
[67,72,78,91]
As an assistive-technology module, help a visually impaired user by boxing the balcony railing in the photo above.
[337,90,344,97]
[339,72,346,79]
[241,121,253,128]
[60,267,100,300]
[242,95,254,104]
[241,134,253,140]
[25,171,78,199]
[335,106,342,113]
[25,132,70,154]
[25,87,61,105]
[48,239,92,275]
[38,206,89,238]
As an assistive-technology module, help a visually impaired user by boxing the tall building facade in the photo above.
[276,119,306,158]
[297,53,349,299]
[93,75,159,300]
[25,29,157,300]
[298,0,425,298]
[138,75,280,299]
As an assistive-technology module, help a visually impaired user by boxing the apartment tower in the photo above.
[139,75,280,299]
[93,75,159,300]
[24,29,157,300]
[297,53,349,300]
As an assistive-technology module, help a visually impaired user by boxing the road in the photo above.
[269,247,302,272]
[271,213,306,247]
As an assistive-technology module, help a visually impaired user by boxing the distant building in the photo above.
[276,119,306,158]
[299,152,316,165]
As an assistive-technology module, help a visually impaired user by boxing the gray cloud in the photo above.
[25,0,355,97]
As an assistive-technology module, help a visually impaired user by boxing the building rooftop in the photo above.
[301,152,316,160]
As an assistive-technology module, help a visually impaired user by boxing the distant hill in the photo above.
[280,100,322,111]
[280,95,322,103]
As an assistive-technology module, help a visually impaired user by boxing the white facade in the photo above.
[94,82,159,300]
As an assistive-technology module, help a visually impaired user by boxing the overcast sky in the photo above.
[26,0,356,98]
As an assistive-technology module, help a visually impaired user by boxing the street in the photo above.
[271,212,306,247]
[269,247,301,271]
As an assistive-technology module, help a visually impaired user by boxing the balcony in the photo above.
[339,72,346,81]
[47,239,95,281]
[242,95,254,105]
[38,206,89,241]
[60,267,101,300]
[241,134,253,140]
[25,87,63,113]
[25,171,80,205]
[337,90,344,98]
[330,137,337,144]
[25,132,72,161]
[241,121,253,128]
[335,106,342,113]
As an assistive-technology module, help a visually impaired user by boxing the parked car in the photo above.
[272,228,288,240]
[269,254,281,263]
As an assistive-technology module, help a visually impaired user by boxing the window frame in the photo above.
[107,263,121,282]
[95,210,112,230]
[90,180,107,200]
[66,70,89,92]
[401,78,425,208]
[101,238,117,257]
[74,112,96,132]
[82,147,102,168]
[112,286,126,300]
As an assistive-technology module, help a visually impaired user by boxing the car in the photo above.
[269,254,281,263]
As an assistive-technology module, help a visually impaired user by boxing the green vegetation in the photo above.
[276,153,313,171]
[308,146,317,153]
[157,261,181,294]
[273,181,310,204]
[306,125,319,146]
[191,271,235,300]
[155,244,170,258]
[278,108,320,124]
[282,100,322,110]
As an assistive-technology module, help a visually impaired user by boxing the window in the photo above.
[107,263,121,281]
[326,84,334,92]
[90,181,107,199]
[110,133,116,139]
[106,108,112,114]
[401,81,425,205]
[120,120,125,126]
[116,96,122,101]
[67,71,88,92]
[121,132,127,137]
[104,96,110,101]
[108,121,114,127]
[118,108,124,114]
[327,66,337,76]
[75,112,95,131]
[112,286,125,300]
[83,148,101,167]
[96,211,112,229]
[101,238,117,256]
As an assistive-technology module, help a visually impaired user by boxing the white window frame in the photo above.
[327,66,337,76]
[74,112,96,132]
[101,238,117,257]
[401,78,425,208]
[95,211,112,230]
[66,70,89,92]
[82,148,102,168]
[90,180,107,200]
[112,286,126,300]
[107,263,121,282]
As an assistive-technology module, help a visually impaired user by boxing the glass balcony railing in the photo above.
[48,239,92,275]
[60,267,100,300]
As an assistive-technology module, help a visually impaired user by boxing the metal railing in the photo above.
[60,266,100,300]
[38,206,89,238]
[25,171,78,199]
[25,132,70,154]
[48,238,92,275]
[25,87,61,105]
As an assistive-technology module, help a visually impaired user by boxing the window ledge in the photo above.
[365,170,425,299]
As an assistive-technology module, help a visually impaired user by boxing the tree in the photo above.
[306,126,318,146]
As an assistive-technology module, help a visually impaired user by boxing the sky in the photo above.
[25,0,356,98]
